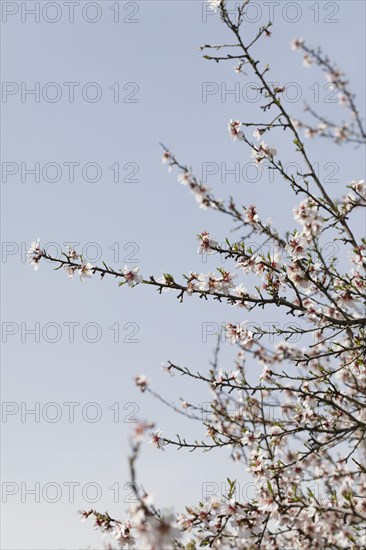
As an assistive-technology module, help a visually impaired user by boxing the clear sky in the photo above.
[1,1,365,548]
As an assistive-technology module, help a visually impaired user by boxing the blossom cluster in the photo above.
[162,149,223,210]
[31,4,366,549]
[27,242,143,287]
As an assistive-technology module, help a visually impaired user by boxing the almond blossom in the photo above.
[30,3,366,549]
[293,198,323,239]
[206,0,223,11]
[350,179,366,198]
[134,375,148,393]
[245,204,260,226]
[122,266,143,287]
[285,230,308,260]
[197,231,218,254]
[226,322,254,348]
[149,429,166,451]
[66,245,80,261]
[290,38,304,51]
[228,119,244,141]
[27,239,43,270]
[78,262,93,282]
[251,141,277,164]
[253,128,265,140]
[303,53,313,67]
[177,170,191,185]
[64,264,77,279]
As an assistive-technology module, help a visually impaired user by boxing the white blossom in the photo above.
[251,141,277,164]
[290,38,303,51]
[226,322,254,348]
[228,119,244,141]
[197,231,218,254]
[66,245,80,260]
[27,239,43,270]
[134,375,148,392]
[123,266,143,287]
[303,54,313,67]
[78,262,94,282]
[149,429,166,450]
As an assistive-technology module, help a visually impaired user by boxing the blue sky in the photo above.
[1,1,365,548]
